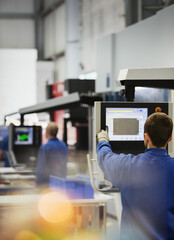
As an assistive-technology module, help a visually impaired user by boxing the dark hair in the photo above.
[46,122,58,138]
[144,112,173,147]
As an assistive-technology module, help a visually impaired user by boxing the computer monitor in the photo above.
[106,107,148,141]
[8,125,42,168]
[14,126,33,145]
[95,102,172,155]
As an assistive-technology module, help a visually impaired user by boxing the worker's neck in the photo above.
[147,142,167,149]
[47,135,56,140]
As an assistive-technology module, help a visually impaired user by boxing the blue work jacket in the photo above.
[36,138,68,187]
[97,141,174,240]
[0,136,10,167]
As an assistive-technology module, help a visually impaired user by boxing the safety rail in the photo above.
[87,154,119,193]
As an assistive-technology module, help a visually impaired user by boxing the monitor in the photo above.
[106,107,148,141]
[14,126,33,145]
[95,102,172,155]
[8,125,42,168]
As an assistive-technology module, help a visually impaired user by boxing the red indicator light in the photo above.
[155,107,162,112]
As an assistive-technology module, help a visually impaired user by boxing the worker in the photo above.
[36,122,68,188]
[97,112,174,240]
[0,135,10,167]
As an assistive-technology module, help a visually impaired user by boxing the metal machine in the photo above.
[118,67,174,101]
[88,67,174,192]
[7,125,42,169]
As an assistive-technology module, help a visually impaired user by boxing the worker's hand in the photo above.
[97,128,109,143]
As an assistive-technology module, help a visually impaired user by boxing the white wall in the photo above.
[37,61,55,103]
[0,0,35,49]
[44,3,66,59]
[55,57,66,82]
[114,5,174,84]
[96,4,174,92]
[0,19,35,48]
[66,0,81,79]
[96,34,115,92]
[0,49,37,124]
[82,0,125,73]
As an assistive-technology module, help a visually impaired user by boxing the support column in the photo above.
[34,0,44,60]
[66,0,81,78]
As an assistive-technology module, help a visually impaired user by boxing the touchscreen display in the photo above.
[106,108,148,141]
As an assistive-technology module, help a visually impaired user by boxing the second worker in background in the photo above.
[36,122,68,188]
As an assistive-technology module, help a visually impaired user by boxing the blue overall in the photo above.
[97,141,174,240]
[0,136,10,167]
[36,138,68,187]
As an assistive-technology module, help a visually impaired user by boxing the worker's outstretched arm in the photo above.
[97,129,132,188]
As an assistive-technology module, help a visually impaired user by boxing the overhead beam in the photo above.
[19,92,81,115]
[19,92,102,116]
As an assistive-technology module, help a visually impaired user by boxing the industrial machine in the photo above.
[88,101,173,192]
[7,125,42,169]
[88,67,174,192]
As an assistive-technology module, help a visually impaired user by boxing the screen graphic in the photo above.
[14,127,33,145]
[106,108,148,141]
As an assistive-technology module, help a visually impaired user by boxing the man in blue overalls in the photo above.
[97,112,174,240]
[36,122,68,188]
[0,135,10,167]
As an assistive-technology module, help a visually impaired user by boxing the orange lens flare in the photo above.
[15,230,41,240]
[38,191,73,223]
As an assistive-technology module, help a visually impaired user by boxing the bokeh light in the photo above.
[15,230,41,240]
[38,191,73,223]
[62,231,101,240]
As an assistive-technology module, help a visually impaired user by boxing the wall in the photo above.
[43,3,66,83]
[0,49,37,124]
[66,0,81,79]
[96,4,174,92]
[44,3,66,59]
[82,0,125,73]
[0,0,35,48]
[36,61,55,103]
[114,5,174,85]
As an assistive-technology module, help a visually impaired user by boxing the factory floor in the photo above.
[67,149,121,240]
[67,149,89,175]
[0,149,121,239]
[106,216,120,240]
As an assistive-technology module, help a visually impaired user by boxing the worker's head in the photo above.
[144,112,173,148]
[46,122,58,139]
